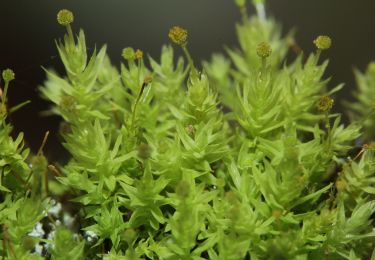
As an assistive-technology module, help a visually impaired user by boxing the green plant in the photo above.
[1,0,374,259]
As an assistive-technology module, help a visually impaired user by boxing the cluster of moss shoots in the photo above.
[1,2,375,259]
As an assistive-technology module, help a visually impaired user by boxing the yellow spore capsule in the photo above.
[272,209,282,219]
[2,69,15,82]
[135,49,144,59]
[122,47,135,60]
[185,124,196,137]
[318,95,334,112]
[256,42,272,58]
[144,75,153,84]
[335,179,347,192]
[59,95,76,113]
[57,9,74,26]
[168,26,188,46]
[313,35,332,50]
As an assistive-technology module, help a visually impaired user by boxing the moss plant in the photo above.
[1,1,375,259]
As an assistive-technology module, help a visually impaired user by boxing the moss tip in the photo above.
[256,42,272,58]
[313,35,332,50]
[57,9,74,26]
[176,180,190,198]
[2,69,15,82]
[168,26,188,46]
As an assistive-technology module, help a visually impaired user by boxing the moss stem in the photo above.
[131,81,148,130]
[1,82,9,106]
[182,45,198,78]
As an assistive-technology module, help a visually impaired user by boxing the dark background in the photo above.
[1,0,375,161]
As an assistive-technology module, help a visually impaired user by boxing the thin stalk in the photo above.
[1,82,9,105]
[137,59,142,87]
[182,45,198,78]
[315,49,322,64]
[324,112,333,151]
[66,24,75,45]
[37,131,50,156]
[352,148,365,161]
[48,165,62,177]
[131,81,148,130]
[261,57,267,76]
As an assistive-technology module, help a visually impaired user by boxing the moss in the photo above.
[1,1,375,259]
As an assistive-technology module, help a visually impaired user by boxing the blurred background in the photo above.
[1,0,375,161]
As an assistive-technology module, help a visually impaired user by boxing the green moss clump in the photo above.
[1,1,374,259]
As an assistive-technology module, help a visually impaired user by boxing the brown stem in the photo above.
[131,80,149,130]
[48,165,62,177]
[37,131,50,156]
